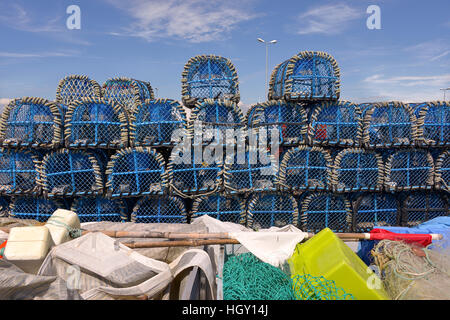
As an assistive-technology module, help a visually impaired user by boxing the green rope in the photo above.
[46,215,82,239]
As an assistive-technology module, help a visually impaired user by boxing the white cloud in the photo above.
[364,74,450,87]
[0,51,77,59]
[404,39,450,62]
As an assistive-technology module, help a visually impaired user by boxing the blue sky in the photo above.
[0,0,449,113]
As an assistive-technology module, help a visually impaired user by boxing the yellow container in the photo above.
[288,228,389,300]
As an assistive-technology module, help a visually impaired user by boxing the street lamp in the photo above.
[257,38,277,100]
[440,88,450,100]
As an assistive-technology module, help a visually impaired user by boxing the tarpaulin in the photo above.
[370,229,432,247]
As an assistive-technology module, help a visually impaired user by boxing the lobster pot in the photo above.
[131,99,187,147]
[354,193,399,232]
[187,99,245,144]
[417,101,449,146]
[56,75,101,107]
[247,193,298,230]
[278,146,332,192]
[385,149,434,191]
[268,51,340,101]
[106,147,167,197]
[0,149,40,195]
[0,97,64,148]
[247,100,308,146]
[40,149,103,197]
[181,55,240,107]
[436,151,450,191]
[71,197,127,222]
[309,101,363,147]
[300,193,352,233]
[131,196,187,223]
[0,197,9,217]
[65,98,129,149]
[9,197,62,222]
[402,193,449,227]
[363,102,417,148]
[332,149,384,192]
[102,77,154,112]
[191,195,246,224]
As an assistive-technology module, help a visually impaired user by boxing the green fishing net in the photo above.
[292,274,355,300]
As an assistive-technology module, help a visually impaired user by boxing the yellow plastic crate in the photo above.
[288,228,390,300]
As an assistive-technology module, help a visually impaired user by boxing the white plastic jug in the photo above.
[45,209,81,246]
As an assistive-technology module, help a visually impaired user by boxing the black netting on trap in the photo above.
[0,97,64,148]
[40,149,103,197]
[354,193,399,232]
[102,77,154,112]
[0,197,9,217]
[247,193,298,230]
[385,150,434,191]
[9,197,62,222]
[309,101,363,147]
[247,100,308,146]
[191,195,246,224]
[416,101,450,147]
[0,149,40,195]
[71,197,127,222]
[300,193,352,233]
[131,99,187,147]
[106,147,167,197]
[131,196,187,223]
[181,55,239,107]
[64,97,129,149]
[332,149,384,192]
[363,102,417,148]
[436,151,450,191]
[56,75,101,107]
[402,193,449,227]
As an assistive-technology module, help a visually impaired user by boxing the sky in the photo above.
[0,0,449,114]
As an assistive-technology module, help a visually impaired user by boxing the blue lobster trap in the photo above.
[363,102,418,148]
[102,77,154,112]
[191,194,246,224]
[247,100,308,146]
[278,146,332,192]
[416,101,449,147]
[402,193,448,227]
[268,51,340,101]
[436,150,450,191]
[300,193,352,233]
[181,55,240,107]
[308,101,363,147]
[71,197,127,222]
[106,147,168,197]
[64,97,130,149]
[246,193,299,230]
[0,149,40,196]
[130,99,187,147]
[332,149,384,192]
[56,75,101,107]
[40,149,104,197]
[353,193,400,232]
[9,197,63,222]
[130,195,187,223]
[0,97,64,148]
[384,149,434,191]
[0,197,9,217]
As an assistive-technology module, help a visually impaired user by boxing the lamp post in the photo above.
[257,38,277,100]
[440,88,450,100]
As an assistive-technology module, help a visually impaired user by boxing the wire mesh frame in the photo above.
[181,55,240,107]
[268,51,340,101]
[191,194,246,224]
[331,148,384,193]
[435,150,450,191]
[308,101,364,147]
[246,193,299,230]
[64,97,130,149]
[384,149,435,192]
[401,193,449,227]
[130,195,187,223]
[0,97,64,149]
[247,100,308,146]
[9,197,64,222]
[0,149,41,196]
[300,193,352,233]
[277,145,332,192]
[416,101,450,147]
[130,99,187,147]
[362,101,418,148]
[39,148,104,197]
[71,197,127,222]
[56,74,102,106]
[353,193,400,232]
[102,77,155,113]
[106,147,168,198]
